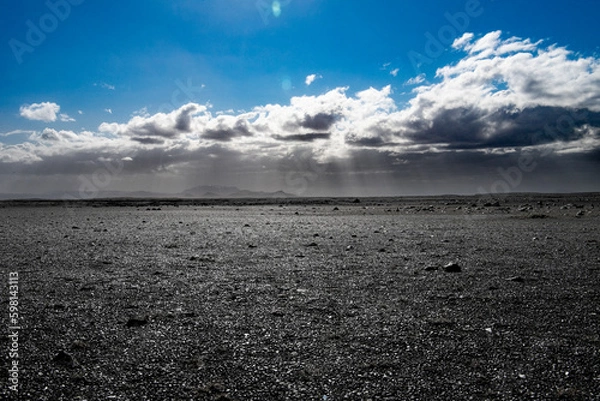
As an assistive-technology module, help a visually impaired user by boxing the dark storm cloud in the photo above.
[404,107,487,147]
[299,112,339,131]
[346,136,387,147]
[131,137,165,145]
[203,119,253,141]
[345,135,405,148]
[274,133,331,142]
[402,106,600,150]
[174,104,200,132]
[284,112,339,132]
[128,121,180,138]
[483,107,600,149]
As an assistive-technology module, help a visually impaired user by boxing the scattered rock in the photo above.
[306,242,318,247]
[71,226,80,229]
[53,351,76,368]
[506,276,524,283]
[443,262,462,273]
[332,207,339,211]
[70,340,89,350]
[424,265,438,271]
[126,316,149,327]
[529,214,549,219]
[576,210,585,217]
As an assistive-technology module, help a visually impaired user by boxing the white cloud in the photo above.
[132,107,150,118]
[60,113,75,122]
[19,102,60,122]
[32,128,79,142]
[390,68,399,77]
[405,73,425,85]
[95,82,116,90]
[105,108,113,114]
[305,74,321,86]
[0,130,36,137]
[452,32,474,50]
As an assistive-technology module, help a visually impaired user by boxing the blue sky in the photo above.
[1,0,599,197]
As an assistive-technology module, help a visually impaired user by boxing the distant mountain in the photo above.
[180,185,296,198]
[0,185,296,200]
[179,185,242,198]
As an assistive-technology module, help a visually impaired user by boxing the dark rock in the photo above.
[506,276,524,283]
[126,316,149,327]
[424,265,438,271]
[333,207,339,211]
[443,262,462,273]
[306,242,318,247]
[353,198,361,203]
[70,340,89,350]
[53,351,76,368]
[530,214,549,219]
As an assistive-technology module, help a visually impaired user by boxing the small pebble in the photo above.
[443,262,462,273]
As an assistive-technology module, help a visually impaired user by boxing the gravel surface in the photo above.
[1,194,599,400]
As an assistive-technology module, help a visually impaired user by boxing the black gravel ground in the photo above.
[1,194,599,400]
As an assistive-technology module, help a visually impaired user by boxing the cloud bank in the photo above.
[2,31,600,196]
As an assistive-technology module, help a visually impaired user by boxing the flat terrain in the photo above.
[1,194,599,400]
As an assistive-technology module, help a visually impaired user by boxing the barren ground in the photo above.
[1,194,599,400]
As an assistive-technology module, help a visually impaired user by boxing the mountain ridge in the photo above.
[0,185,297,200]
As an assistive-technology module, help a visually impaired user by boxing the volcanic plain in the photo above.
[1,194,599,400]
